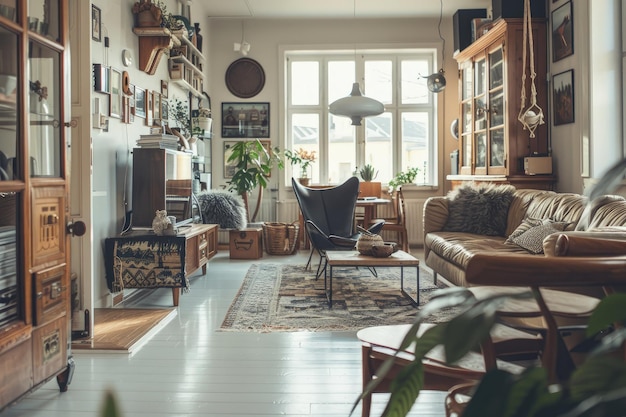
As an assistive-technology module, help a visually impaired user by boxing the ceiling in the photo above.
[201,0,491,19]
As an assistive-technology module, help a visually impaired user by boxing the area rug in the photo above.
[219,263,450,332]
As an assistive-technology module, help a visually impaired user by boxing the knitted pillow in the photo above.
[196,190,248,229]
[443,183,515,236]
[506,218,569,245]
[509,222,567,254]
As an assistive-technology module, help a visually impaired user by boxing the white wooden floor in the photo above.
[2,249,446,417]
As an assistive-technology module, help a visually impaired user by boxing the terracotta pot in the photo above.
[135,9,161,27]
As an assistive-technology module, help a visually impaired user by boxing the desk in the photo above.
[298,197,391,249]
[104,224,218,306]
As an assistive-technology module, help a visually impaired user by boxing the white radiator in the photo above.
[275,198,426,246]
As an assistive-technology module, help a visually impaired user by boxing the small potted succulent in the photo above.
[356,164,381,198]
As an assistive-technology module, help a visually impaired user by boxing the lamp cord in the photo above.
[437,0,445,70]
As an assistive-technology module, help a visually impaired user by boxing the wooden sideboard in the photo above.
[104,224,218,306]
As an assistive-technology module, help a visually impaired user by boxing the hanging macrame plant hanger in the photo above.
[517,0,545,138]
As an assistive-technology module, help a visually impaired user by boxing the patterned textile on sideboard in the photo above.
[104,235,188,293]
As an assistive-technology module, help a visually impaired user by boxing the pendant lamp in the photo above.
[425,0,446,93]
[329,82,384,126]
[328,1,384,126]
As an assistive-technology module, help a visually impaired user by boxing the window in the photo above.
[285,49,437,186]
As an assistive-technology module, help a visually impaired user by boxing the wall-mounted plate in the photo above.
[225,58,265,99]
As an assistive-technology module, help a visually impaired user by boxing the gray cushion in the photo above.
[509,222,567,254]
[443,183,515,236]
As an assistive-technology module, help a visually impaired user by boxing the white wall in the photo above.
[207,16,458,203]
[550,0,623,193]
[89,0,212,307]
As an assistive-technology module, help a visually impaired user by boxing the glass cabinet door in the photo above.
[489,47,503,89]
[28,0,61,42]
[0,26,19,181]
[29,41,61,177]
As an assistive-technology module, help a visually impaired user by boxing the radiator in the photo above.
[275,198,426,246]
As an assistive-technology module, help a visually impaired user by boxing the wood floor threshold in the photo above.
[72,308,177,353]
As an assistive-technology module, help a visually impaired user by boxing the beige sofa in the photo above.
[423,187,626,288]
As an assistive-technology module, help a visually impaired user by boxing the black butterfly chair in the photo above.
[292,177,384,277]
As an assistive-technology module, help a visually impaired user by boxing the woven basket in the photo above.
[262,222,300,255]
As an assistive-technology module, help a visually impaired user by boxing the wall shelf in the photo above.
[168,33,205,98]
[132,27,181,75]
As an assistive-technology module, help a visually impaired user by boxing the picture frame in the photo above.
[552,1,573,62]
[161,80,168,99]
[553,69,574,125]
[109,68,121,118]
[134,87,146,118]
[161,99,169,122]
[221,102,270,138]
[153,91,161,121]
[223,140,240,178]
[92,64,109,93]
[91,5,101,42]
[145,90,153,126]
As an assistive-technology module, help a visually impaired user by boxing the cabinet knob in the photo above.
[64,120,78,128]
[67,220,87,237]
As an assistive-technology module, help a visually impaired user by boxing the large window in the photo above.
[285,49,437,186]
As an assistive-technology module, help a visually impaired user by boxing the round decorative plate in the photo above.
[225,57,265,98]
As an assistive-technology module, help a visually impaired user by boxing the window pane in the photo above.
[291,113,319,182]
[365,60,392,104]
[291,61,319,105]
[401,112,429,184]
[401,60,429,104]
[328,60,355,104]
[364,113,392,183]
[328,114,355,183]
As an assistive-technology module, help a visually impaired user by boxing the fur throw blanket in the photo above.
[196,190,248,229]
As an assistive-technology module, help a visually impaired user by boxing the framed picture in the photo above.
[153,91,161,121]
[134,87,146,118]
[221,102,269,138]
[162,99,169,122]
[92,64,109,93]
[223,140,240,178]
[552,1,573,62]
[145,90,153,126]
[91,5,101,42]
[553,69,574,125]
[161,80,168,99]
[109,68,121,118]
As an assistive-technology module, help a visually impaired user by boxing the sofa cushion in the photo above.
[506,218,569,244]
[509,222,568,254]
[443,183,515,236]
[524,193,586,229]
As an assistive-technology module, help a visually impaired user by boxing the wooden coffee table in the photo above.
[324,250,420,308]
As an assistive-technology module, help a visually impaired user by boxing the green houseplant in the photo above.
[356,164,382,198]
[358,164,378,182]
[388,166,420,192]
[284,148,316,185]
[226,140,283,223]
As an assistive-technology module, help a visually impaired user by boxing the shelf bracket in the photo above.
[132,27,179,75]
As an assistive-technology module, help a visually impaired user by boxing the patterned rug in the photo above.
[219,263,450,332]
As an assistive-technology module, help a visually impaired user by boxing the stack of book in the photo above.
[136,134,179,150]
[0,226,17,326]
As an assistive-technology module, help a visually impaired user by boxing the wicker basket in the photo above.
[262,222,300,255]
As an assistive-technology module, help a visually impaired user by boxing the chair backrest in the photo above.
[292,177,359,241]
[397,187,406,225]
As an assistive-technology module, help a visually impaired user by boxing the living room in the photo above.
[0,0,624,415]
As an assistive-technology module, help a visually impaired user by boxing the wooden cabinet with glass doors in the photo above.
[0,0,77,411]
[450,18,555,190]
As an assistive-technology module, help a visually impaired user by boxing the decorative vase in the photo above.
[356,233,384,256]
[298,178,310,186]
[193,23,202,52]
[152,209,173,236]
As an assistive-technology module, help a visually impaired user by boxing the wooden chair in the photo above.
[368,188,409,252]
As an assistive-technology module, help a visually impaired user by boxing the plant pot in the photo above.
[359,181,382,198]
[135,9,161,27]
[298,178,310,186]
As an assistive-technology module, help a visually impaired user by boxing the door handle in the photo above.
[66,220,86,237]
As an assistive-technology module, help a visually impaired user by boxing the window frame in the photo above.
[283,47,439,187]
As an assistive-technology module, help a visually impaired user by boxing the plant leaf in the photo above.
[586,293,626,337]
[382,361,424,417]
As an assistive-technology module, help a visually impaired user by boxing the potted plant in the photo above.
[284,148,316,186]
[132,0,180,30]
[226,140,283,223]
[388,166,420,193]
[356,164,381,198]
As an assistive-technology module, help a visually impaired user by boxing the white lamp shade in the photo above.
[329,82,384,126]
